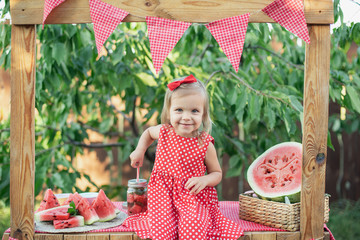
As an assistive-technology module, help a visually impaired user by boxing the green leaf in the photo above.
[52,43,68,64]
[67,201,78,215]
[249,94,262,122]
[327,131,335,151]
[136,72,157,87]
[226,155,243,178]
[51,172,65,189]
[264,102,276,130]
[228,88,237,106]
[282,108,296,135]
[347,86,360,114]
[289,95,303,112]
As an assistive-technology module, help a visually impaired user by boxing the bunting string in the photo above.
[42,0,310,74]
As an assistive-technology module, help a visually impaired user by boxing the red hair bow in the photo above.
[167,75,197,91]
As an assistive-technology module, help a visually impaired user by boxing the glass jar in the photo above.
[127,179,148,216]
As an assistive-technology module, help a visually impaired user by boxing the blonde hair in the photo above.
[160,76,212,134]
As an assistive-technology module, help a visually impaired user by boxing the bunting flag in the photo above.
[206,14,250,73]
[89,0,129,54]
[262,0,310,44]
[146,16,192,74]
[42,0,66,28]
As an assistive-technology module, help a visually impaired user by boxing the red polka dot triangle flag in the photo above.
[206,14,250,73]
[146,16,192,74]
[89,0,129,55]
[42,0,66,28]
[262,0,310,44]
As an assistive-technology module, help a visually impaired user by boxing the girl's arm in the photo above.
[185,142,222,195]
[129,124,161,168]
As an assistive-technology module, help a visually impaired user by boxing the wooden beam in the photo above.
[300,24,330,240]
[10,24,36,240]
[10,0,334,25]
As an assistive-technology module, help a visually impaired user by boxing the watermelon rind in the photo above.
[35,205,70,222]
[247,142,302,203]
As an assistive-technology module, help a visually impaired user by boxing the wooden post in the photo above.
[301,25,330,240]
[10,24,36,240]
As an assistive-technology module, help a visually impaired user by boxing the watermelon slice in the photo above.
[247,142,302,203]
[37,189,60,212]
[35,205,70,222]
[76,197,99,225]
[62,192,82,206]
[53,216,85,229]
[91,189,116,222]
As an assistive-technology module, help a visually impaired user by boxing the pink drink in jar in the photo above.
[127,179,147,215]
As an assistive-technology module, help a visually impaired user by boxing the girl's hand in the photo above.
[185,176,208,195]
[129,150,144,168]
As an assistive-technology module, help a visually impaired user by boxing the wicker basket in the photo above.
[239,193,330,231]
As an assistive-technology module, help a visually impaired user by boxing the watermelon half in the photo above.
[35,205,70,222]
[247,142,302,203]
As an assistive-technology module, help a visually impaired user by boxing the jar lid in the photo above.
[128,179,147,187]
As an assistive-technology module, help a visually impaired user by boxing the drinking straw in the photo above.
[136,167,140,182]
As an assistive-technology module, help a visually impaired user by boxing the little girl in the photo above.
[123,75,243,240]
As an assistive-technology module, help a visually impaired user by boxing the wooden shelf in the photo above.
[2,231,331,240]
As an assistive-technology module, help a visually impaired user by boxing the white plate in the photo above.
[55,193,71,204]
[80,192,98,204]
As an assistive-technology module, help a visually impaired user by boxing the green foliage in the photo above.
[0,200,10,237]
[327,199,360,240]
[1,2,360,206]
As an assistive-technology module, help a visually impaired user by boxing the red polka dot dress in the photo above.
[123,124,243,240]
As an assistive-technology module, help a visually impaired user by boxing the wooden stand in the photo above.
[7,1,333,239]
[2,231,331,240]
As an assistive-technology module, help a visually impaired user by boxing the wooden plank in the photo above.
[86,233,110,240]
[276,232,300,240]
[300,24,330,240]
[251,232,277,240]
[10,0,333,25]
[10,24,36,240]
[64,234,87,240]
[132,233,150,240]
[2,232,10,240]
[110,233,133,240]
[35,233,64,240]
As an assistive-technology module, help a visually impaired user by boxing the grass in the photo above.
[1,199,359,239]
[326,199,360,240]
